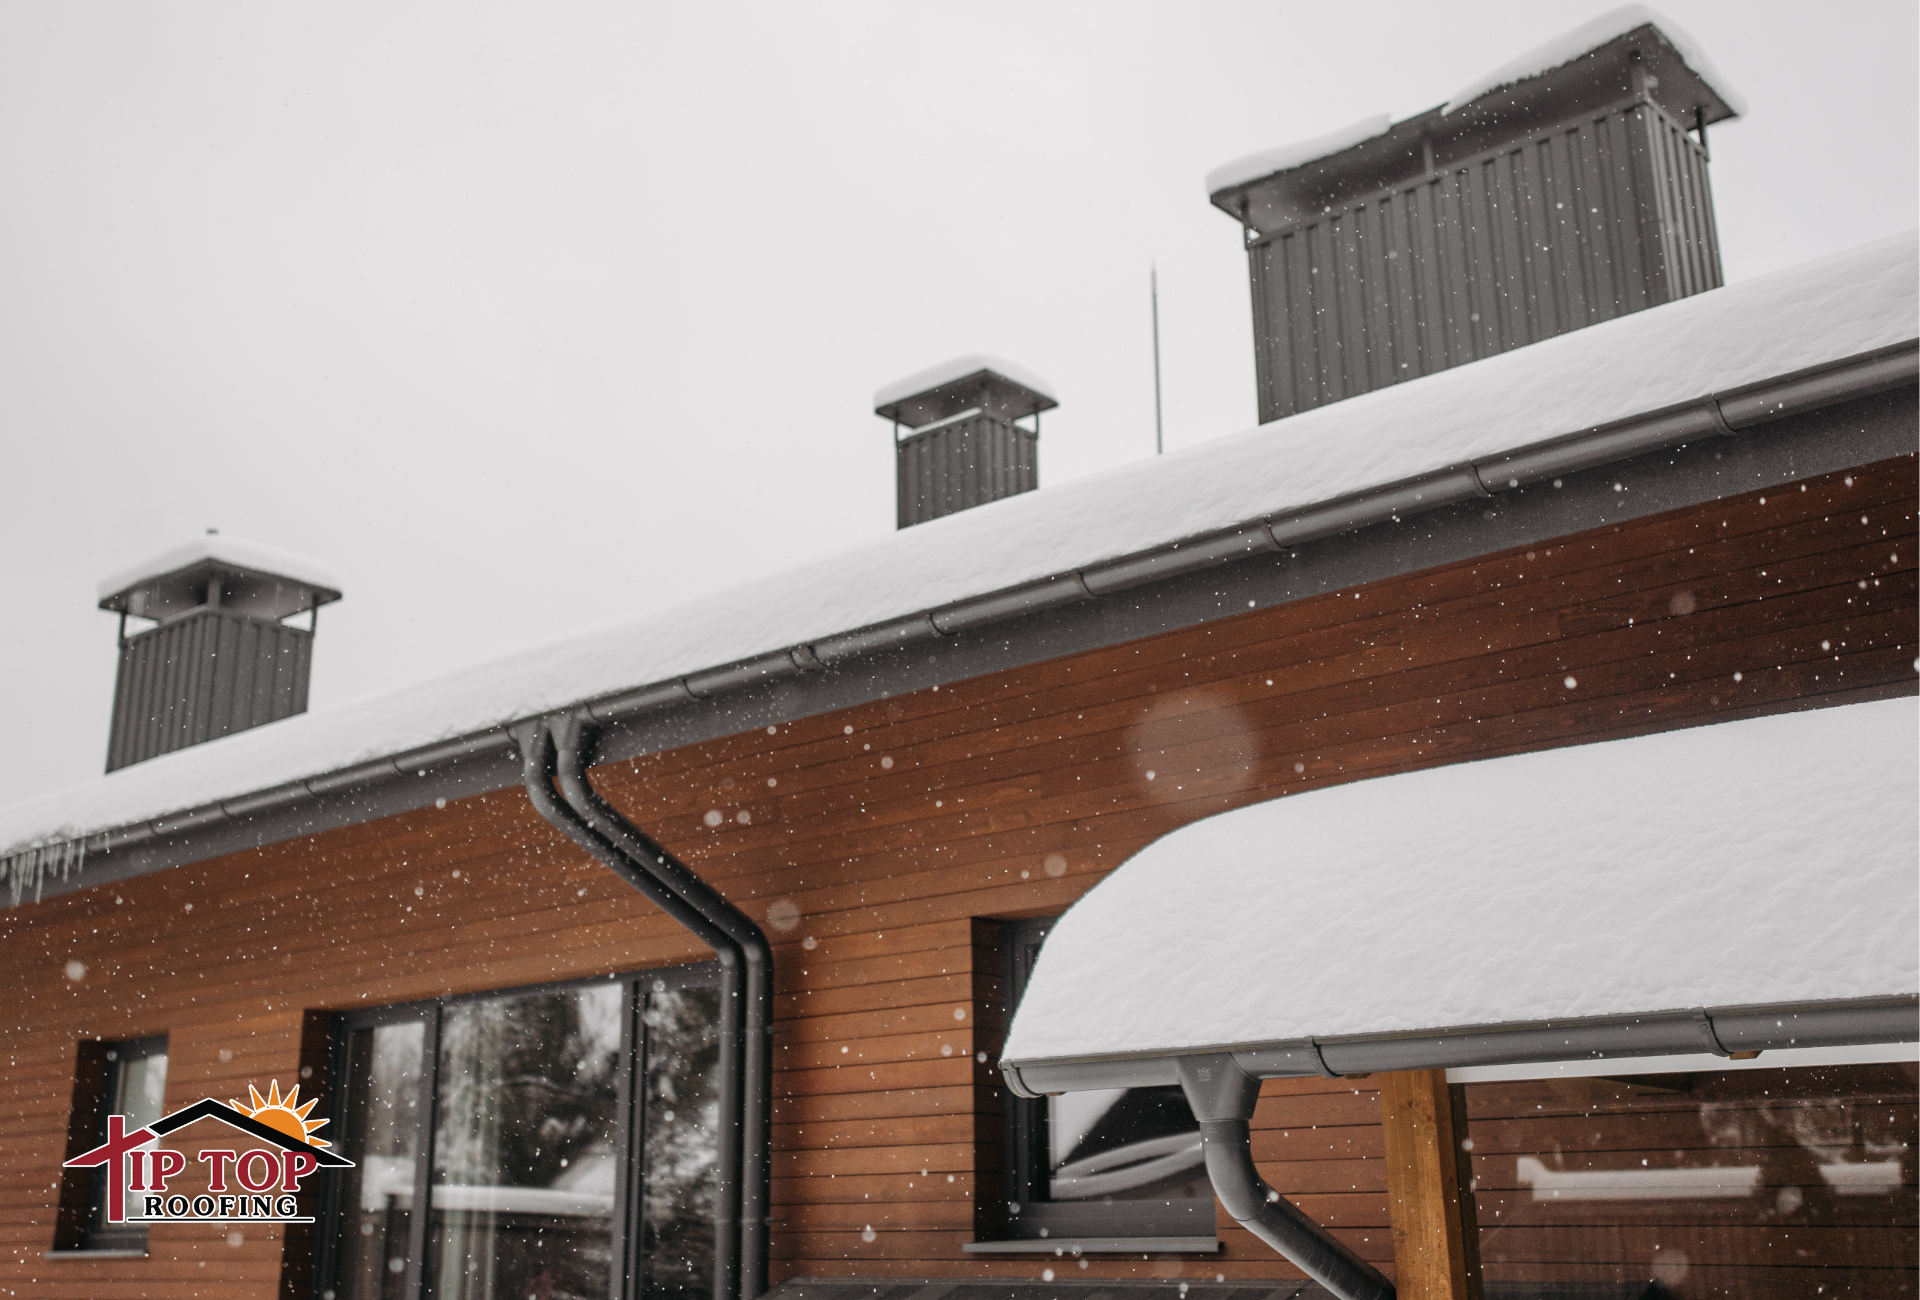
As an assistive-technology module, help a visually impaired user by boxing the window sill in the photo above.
[962,1237,1220,1255]
[44,1250,150,1259]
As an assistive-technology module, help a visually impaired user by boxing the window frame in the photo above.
[54,1034,169,1255]
[998,917,1216,1248]
[310,962,719,1300]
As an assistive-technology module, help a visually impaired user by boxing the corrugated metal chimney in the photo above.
[96,533,342,771]
[1207,11,1742,424]
[875,356,1057,529]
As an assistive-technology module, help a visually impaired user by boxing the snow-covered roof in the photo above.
[1203,115,1392,199]
[1443,5,1746,117]
[872,354,1056,410]
[0,232,1913,870]
[96,533,343,602]
[1002,698,1919,1068]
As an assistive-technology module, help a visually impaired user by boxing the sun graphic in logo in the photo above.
[229,1079,330,1148]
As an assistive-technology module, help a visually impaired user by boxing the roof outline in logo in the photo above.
[148,1098,354,1166]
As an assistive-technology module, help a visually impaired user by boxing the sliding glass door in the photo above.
[317,966,719,1300]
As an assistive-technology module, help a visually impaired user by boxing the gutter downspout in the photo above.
[512,716,773,1300]
[1175,1054,1394,1300]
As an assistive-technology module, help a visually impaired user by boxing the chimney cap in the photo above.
[874,354,1058,429]
[97,535,342,622]
[1208,8,1742,219]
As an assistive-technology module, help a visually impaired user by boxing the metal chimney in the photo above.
[1207,14,1741,424]
[875,356,1057,529]
[96,534,342,771]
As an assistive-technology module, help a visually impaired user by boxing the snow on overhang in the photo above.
[1000,698,1919,1085]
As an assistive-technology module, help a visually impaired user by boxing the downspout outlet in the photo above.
[1176,1054,1395,1300]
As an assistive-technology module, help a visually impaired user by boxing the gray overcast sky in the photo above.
[2,0,1914,805]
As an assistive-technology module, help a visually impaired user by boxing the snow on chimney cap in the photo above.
[873,354,1058,430]
[1205,6,1743,202]
[1442,4,1744,117]
[98,534,343,620]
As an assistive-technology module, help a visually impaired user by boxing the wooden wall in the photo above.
[0,456,1912,1299]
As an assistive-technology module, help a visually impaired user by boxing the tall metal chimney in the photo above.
[1207,13,1742,424]
[96,534,342,771]
[875,356,1057,528]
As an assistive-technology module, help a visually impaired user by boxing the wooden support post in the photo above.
[1379,1068,1483,1299]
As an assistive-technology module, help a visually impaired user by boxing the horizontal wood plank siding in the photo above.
[0,456,1913,1297]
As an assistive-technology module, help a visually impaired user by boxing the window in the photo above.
[55,1035,169,1253]
[1462,1059,1920,1292]
[1000,918,1214,1246]
[315,965,720,1300]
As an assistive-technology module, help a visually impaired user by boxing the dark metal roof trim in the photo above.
[1000,995,1920,1098]
[6,343,1912,905]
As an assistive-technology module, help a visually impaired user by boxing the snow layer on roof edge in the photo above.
[1003,697,1919,1064]
[1443,4,1747,117]
[97,534,343,601]
[1204,115,1393,198]
[873,354,1056,409]
[0,232,1912,865]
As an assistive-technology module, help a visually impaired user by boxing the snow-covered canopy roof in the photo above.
[97,534,344,608]
[1002,698,1919,1074]
[0,233,1912,873]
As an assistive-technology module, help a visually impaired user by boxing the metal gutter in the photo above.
[511,714,773,1300]
[998,994,1920,1098]
[7,342,1914,905]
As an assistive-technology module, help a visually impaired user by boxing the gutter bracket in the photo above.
[1692,1007,1734,1058]
[1176,1054,1394,1300]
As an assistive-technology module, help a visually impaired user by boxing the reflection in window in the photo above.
[1469,1061,1918,1294]
[322,968,720,1300]
[1048,1087,1207,1203]
[432,986,624,1300]
[640,983,721,1300]
[337,1020,426,1300]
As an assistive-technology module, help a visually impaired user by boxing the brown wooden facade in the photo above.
[3,453,1915,1299]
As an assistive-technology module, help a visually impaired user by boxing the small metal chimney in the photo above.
[1207,14,1741,424]
[97,534,342,771]
[875,356,1057,529]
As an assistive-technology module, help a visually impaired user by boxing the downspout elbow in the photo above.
[1178,1055,1395,1300]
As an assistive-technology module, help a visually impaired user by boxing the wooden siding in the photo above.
[0,455,1912,1298]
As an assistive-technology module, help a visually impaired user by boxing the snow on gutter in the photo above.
[2,233,1915,900]
[1000,698,1920,1094]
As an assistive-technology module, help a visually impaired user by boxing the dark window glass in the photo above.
[1002,918,1212,1242]
[319,966,719,1300]
[85,1036,168,1252]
